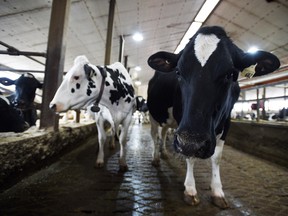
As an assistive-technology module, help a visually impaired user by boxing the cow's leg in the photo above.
[95,115,106,168]
[150,115,160,167]
[104,111,116,150]
[118,114,132,172]
[184,157,200,206]
[160,125,169,159]
[210,138,229,209]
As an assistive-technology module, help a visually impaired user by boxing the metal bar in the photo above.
[0,68,44,73]
[118,35,124,63]
[256,88,260,122]
[0,41,46,66]
[124,55,128,69]
[104,0,116,65]
[40,0,71,130]
[0,50,46,57]
[237,95,288,103]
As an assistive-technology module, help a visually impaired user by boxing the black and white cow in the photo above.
[0,73,43,127]
[147,26,280,208]
[50,55,135,171]
[0,95,29,132]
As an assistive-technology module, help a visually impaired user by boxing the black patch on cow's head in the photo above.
[71,88,75,93]
[105,81,110,86]
[76,83,80,89]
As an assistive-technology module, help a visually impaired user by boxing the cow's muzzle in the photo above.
[173,132,214,159]
[49,103,57,112]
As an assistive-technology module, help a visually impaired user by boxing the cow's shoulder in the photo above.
[102,62,135,107]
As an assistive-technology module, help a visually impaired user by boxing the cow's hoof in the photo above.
[161,152,169,160]
[211,196,229,209]
[119,165,128,172]
[94,162,104,168]
[151,159,160,167]
[109,144,115,150]
[184,191,200,206]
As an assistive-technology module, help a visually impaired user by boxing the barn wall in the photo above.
[226,121,288,168]
[0,123,97,192]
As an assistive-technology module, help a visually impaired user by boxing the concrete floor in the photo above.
[0,121,287,216]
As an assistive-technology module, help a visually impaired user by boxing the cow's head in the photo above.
[148,26,280,159]
[0,73,42,110]
[50,55,104,113]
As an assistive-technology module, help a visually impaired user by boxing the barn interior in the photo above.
[0,0,288,215]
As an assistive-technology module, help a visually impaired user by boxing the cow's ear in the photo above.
[0,77,15,86]
[84,64,95,79]
[147,51,179,72]
[240,51,280,77]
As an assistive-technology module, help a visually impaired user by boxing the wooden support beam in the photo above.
[40,0,71,130]
[104,0,116,65]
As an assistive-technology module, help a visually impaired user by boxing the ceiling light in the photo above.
[175,22,202,54]
[174,0,220,54]
[195,0,220,22]
[247,46,259,53]
[132,32,143,42]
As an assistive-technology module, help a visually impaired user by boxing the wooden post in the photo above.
[104,0,116,65]
[40,0,71,130]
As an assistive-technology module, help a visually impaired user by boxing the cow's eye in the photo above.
[74,76,79,80]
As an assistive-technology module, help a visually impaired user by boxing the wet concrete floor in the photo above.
[0,122,287,215]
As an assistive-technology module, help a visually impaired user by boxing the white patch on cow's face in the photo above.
[194,33,220,67]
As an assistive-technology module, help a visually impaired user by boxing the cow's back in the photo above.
[147,71,179,125]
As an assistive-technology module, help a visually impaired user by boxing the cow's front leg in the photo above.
[160,125,169,159]
[184,157,200,206]
[150,115,160,166]
[210,138,229,209]
[95,119,106,168]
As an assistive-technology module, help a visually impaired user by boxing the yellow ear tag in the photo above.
[241,64,256,78]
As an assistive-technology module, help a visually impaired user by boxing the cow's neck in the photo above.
[90,67,107,112]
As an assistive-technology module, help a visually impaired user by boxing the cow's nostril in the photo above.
[49,103,56,112]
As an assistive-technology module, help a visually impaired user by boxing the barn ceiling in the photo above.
[0,0,288,98]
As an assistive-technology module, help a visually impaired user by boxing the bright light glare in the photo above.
[135,66,141,71]
[132,33,143,41]
[175,22,202,54]
[247,46,259,53]
[195,0,220,22]
[134,80,141,86]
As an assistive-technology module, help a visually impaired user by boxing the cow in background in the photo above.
[147,26,280,208]
[0,95,29,132]
[135,96,149,124]
[50,55,135,172]
[0,73,43,127]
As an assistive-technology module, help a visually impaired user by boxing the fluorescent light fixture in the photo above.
[195,0,220,22]
[175,22,202,54]
[247,46,259,53]
[132,32,143,41]
[174,0,220,53]
[135,66,141,71]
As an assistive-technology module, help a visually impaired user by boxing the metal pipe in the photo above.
[118,35,125,63]
[0,68,44,73]
[0,41,46,65]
